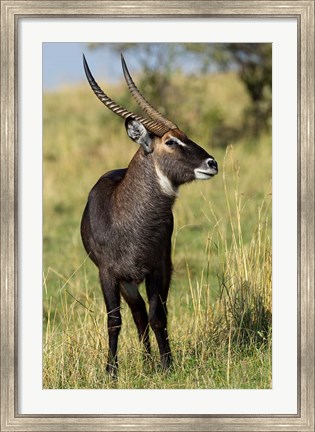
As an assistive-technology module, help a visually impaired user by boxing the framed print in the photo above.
[0,1,314,431]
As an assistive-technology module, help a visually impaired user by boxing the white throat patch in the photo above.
[154,164,178,198]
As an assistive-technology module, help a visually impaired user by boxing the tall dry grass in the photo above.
[43,142,271,389]
[43,71,271,389]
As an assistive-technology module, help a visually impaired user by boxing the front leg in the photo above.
[145,259,172,370]
[99,270,121,377]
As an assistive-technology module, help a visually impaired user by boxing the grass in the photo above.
[43,70,272,389]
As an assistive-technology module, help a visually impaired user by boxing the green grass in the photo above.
[43,71,272,389]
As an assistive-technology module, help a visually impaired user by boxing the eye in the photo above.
[165,139,176,146]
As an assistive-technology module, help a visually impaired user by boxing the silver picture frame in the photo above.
[1,1,314,431]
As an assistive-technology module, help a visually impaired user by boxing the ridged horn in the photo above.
[121,54,178,130]
[83,54,169,137]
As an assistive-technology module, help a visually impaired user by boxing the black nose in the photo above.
[208,158,218,172]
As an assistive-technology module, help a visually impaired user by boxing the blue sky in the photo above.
[42,42,215,91]
[43,43,126,91]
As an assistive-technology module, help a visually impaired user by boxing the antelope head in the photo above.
[83,54,218,193]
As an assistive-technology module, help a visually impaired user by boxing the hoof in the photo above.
[160,353,172,371]
[106,363,118,379]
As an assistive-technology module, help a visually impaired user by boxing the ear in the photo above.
[125,118,154,154]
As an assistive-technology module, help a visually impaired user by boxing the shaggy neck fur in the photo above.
[114,150,176,218]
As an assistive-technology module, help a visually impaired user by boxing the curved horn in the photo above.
[121,54,177,130]
[83,54,169,137]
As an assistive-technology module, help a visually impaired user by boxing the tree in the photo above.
[183,43,272,136]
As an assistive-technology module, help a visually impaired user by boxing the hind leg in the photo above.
[99,270,121,377]
[120,281,151,355]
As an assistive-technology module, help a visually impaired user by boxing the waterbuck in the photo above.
[81,54,218,376]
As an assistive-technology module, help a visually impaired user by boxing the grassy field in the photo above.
[43,70,272,389]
